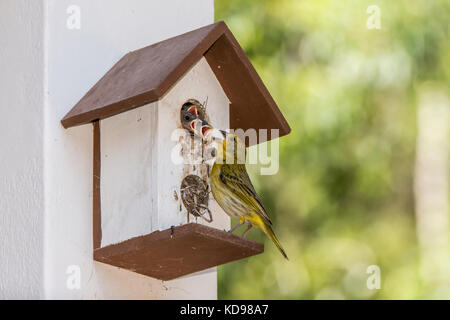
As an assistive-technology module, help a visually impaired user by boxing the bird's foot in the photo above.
[227,222,244,234]
[241,224,253,238]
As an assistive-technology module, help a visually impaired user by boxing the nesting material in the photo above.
[180,174,212,222]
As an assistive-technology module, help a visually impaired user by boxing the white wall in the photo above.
[1,0,218,299]
[0,0,45,299]
[100,102,157,247]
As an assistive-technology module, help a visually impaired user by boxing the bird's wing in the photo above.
[219,164,273,225]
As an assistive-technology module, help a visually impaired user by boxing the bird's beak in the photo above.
[189,119,202,134]
[200,122,213,139]
[187,105,198,117]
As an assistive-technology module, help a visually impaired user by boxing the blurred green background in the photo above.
[215,0,450,299]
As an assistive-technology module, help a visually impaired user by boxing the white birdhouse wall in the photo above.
[100,57,230,247]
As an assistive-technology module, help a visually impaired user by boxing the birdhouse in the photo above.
[61,21,290,281]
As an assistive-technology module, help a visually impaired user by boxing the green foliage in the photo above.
[216,0,450,299]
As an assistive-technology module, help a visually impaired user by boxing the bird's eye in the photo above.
[184,115,190,121]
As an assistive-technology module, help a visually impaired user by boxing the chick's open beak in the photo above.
[200,122,213,139]
[187,106,198,117]
[188,118,201,134]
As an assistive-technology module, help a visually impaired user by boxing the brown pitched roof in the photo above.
[61,21,290,140]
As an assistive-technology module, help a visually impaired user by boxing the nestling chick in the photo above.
[180,99,202,133]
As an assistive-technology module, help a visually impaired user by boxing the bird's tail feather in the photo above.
[261,223,289,260]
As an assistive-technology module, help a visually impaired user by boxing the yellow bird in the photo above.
[198,122,288,260]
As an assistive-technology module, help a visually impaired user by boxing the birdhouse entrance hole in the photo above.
[180,98,210,126]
